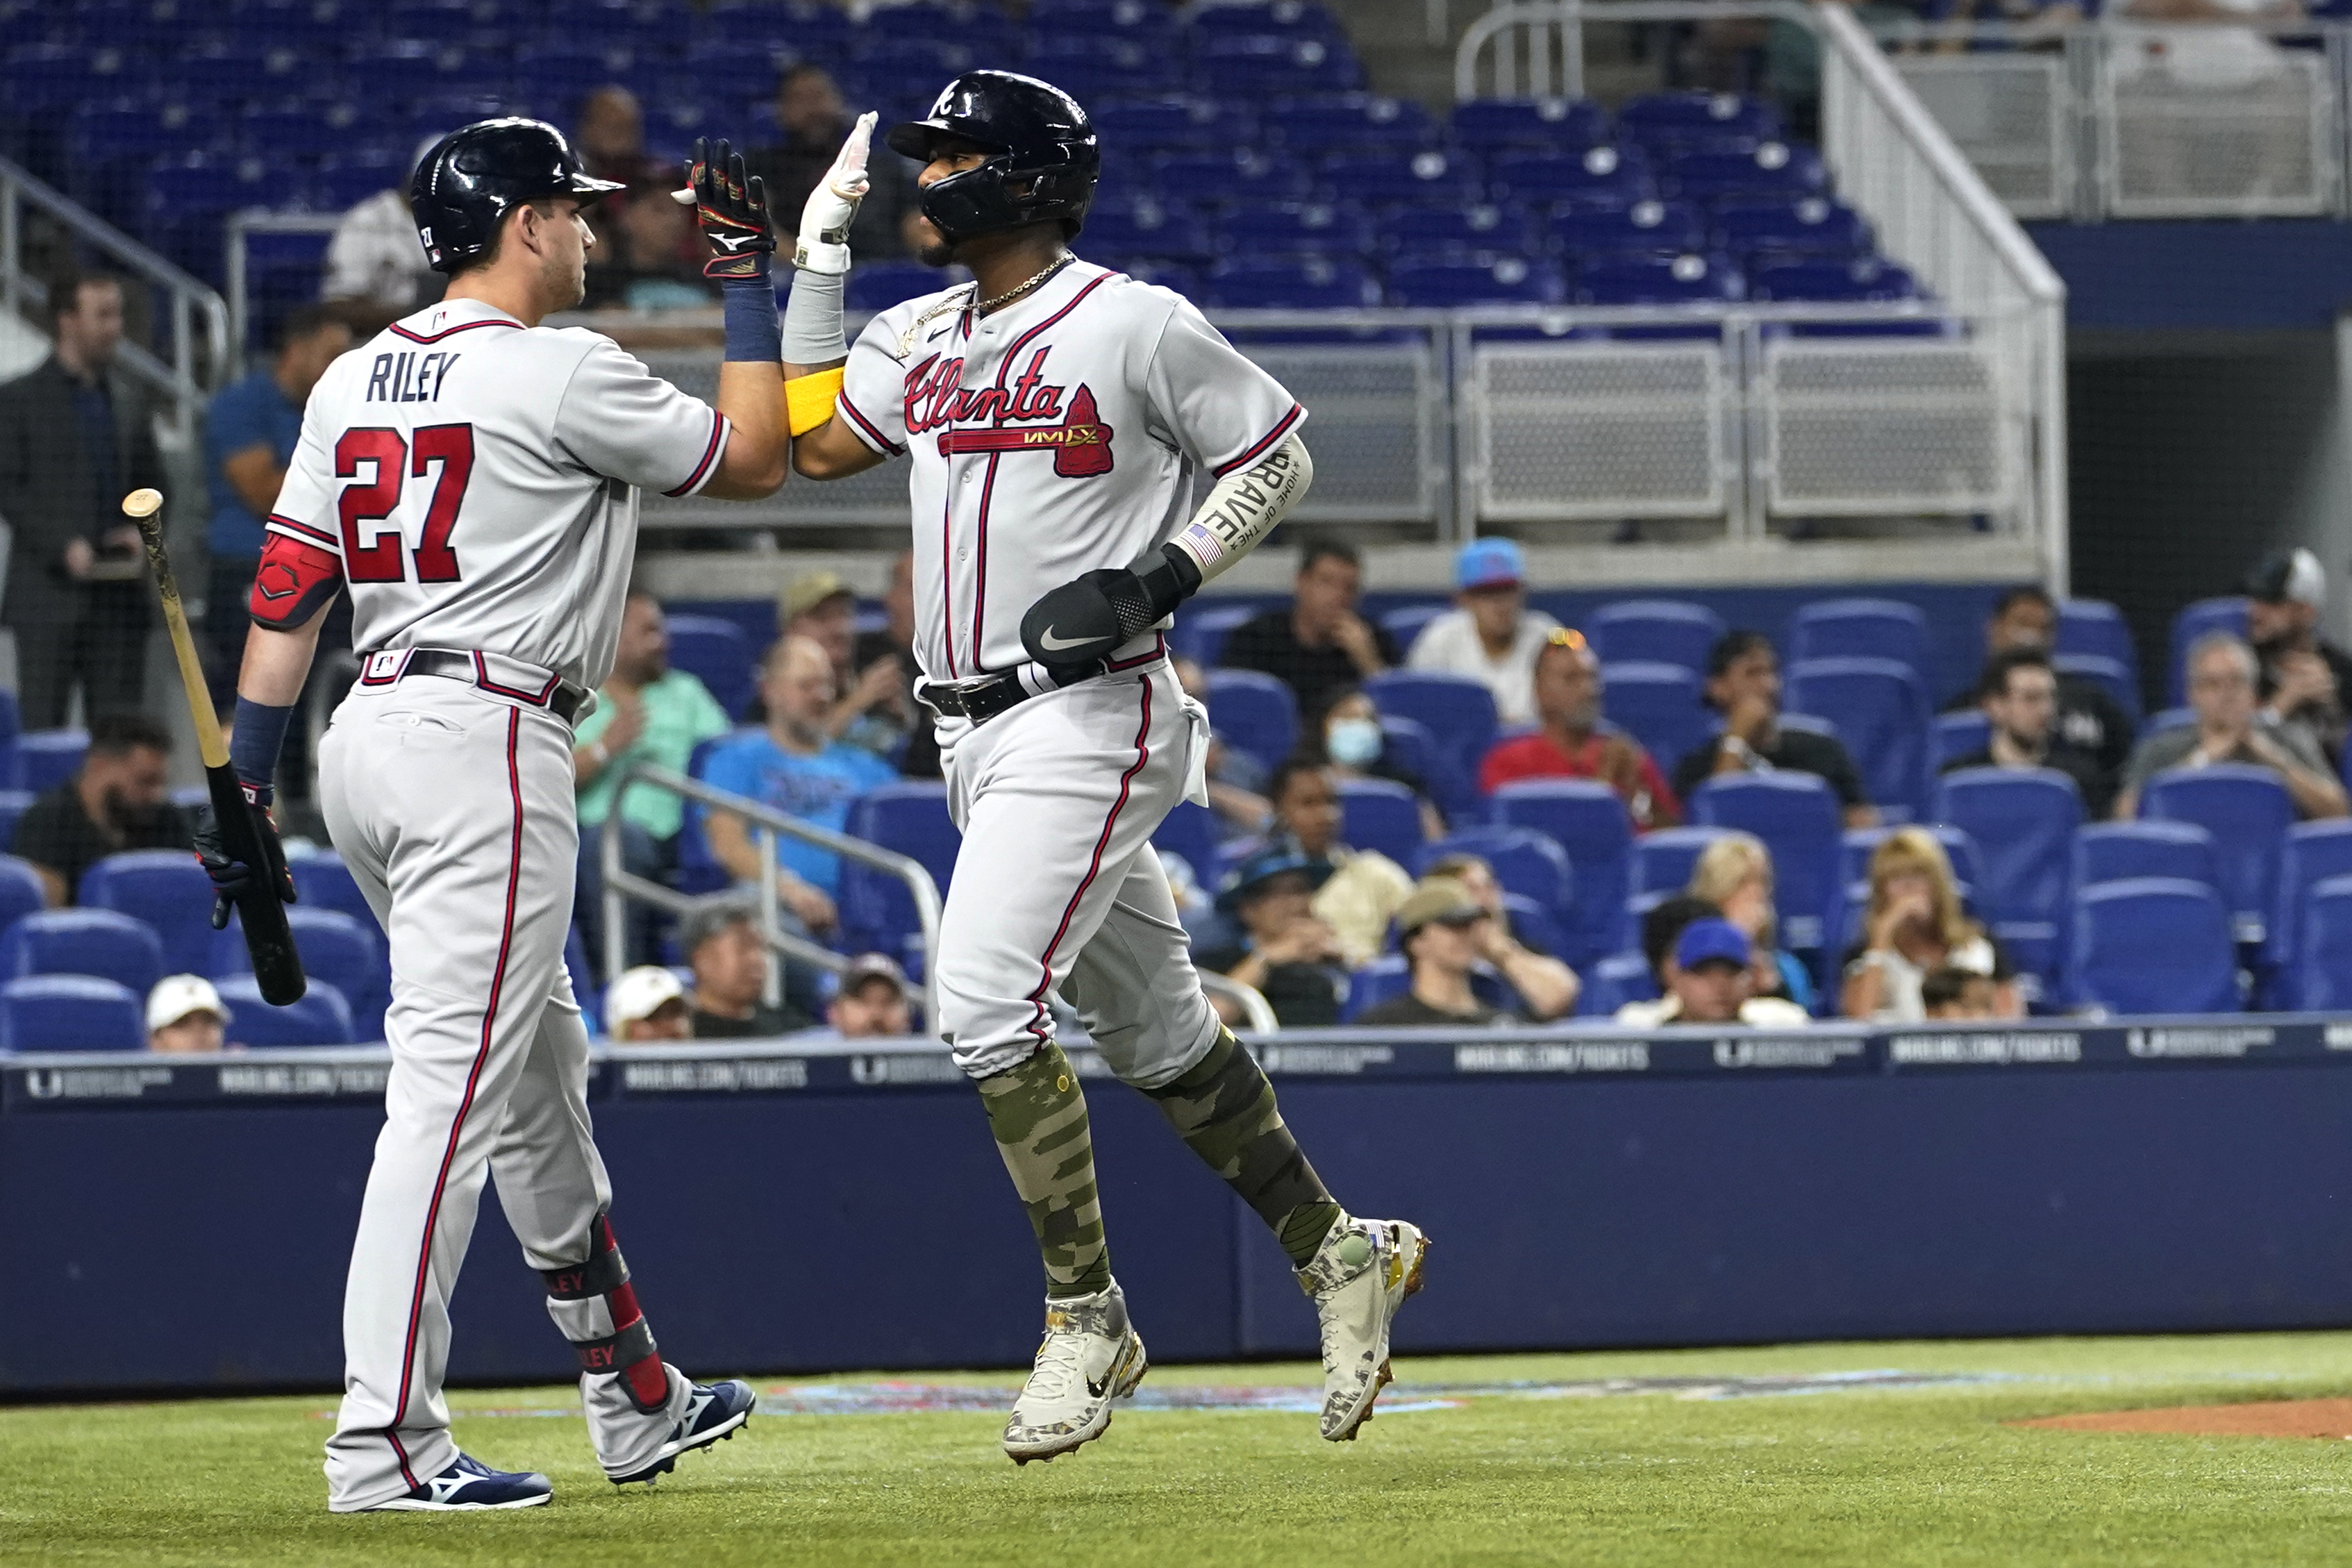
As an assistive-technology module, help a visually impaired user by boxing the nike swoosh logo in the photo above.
[1087,1374,1110,1399]
[1037,627,1095,652]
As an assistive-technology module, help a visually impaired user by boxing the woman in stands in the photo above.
[1840,828,2019,1023]
[1304,686,1446,840]
[1686,832,1816,1014]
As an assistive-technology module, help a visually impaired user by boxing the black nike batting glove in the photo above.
[1020,545,1203,672]
[683,137,776,281]
[192,787,296,931]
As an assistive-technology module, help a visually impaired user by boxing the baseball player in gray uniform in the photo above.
[205,119,790,1512]
[781,73,1429,1463]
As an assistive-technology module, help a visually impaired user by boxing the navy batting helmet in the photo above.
[887,71,1100,244]
[409,118,624,274]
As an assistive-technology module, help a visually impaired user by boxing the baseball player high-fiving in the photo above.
[784,72,1428,1462]
[207,119,790,1512]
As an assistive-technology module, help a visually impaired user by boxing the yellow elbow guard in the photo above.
[785,367,846,437]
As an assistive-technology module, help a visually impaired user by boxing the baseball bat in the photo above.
[123,488,307,1006]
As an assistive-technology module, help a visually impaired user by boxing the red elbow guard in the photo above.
[249,532,343,630]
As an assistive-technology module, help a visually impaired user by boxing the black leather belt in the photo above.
[920,633,1169,727]
[389,649,590,723]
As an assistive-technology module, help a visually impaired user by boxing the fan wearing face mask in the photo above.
[1311,686,1446,842]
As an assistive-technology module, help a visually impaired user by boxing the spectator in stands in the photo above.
[146,974,227,1055]
[604,965,692,1044]
[823,953,915,1040]
[681,895,812,1039]
[1306,686,1444,837]
[582,181,719,312]
[0,267,165,728]
[1685,831,1815,1012]
[1841,827,2017,1022]
[573,592,734,978]
[2116,631,2349,821]
[201,306,353,710]
[783,570,905,754]
[2245,548,2352,766]
[322,133,445,323]
[1262,758,1412,967]
[13,712,192,907]
[1199,845,1351,1028]
[575,84,660,189]
[1618,916,1811,1028]
[1672,631,1876,829]
[1417,853,1580,1019]
[1630,893,1719,992]
[700,636,899,951]
[1352,878,1519,1028]
[1174,656,1272,837]
[1921,965,1999,1021]
[747,64,924,262]
[1965,585,2130,803]
[1219,538,1399,722]
[1478,628,1680,831]
[855,549,937,778]
[1406,539,1562,726]
[1943,647,2110,816]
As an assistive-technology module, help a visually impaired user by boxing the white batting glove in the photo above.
[794,110,876,276]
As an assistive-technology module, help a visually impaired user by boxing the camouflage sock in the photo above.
[975,1041,1112,1299]
[1144,1027,1339,1269]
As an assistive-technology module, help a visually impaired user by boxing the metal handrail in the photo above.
[0,153,231,440]
[224,209,341,379]
[601,761,944,1029]
[1201,971,1280,1033]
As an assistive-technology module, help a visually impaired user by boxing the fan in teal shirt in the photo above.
[575,594,735,844]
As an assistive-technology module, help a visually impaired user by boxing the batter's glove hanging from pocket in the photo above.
[1020,544,1203,672]
[677,137,776,281]
[192,786,296,931]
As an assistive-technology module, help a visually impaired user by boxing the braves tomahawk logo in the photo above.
[904,347,1115,478]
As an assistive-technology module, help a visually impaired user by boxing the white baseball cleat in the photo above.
[1297,1213,1430,1442]
[1002,1279,1149,1465]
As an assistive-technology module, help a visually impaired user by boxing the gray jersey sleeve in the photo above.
[551,335,731,497]
[1142,301,1306,476]
[261,392,344,554]
[837,312,912,458]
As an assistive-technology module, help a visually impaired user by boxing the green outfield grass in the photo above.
[11,1333,2352,1566]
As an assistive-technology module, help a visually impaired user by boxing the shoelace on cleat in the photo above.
[1024,1328,1090,1404]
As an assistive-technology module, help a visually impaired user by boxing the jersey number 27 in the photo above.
[336,425,472,585]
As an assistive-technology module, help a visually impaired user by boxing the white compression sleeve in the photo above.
[1167,433,1315,585]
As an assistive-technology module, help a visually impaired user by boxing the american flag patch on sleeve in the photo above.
[1181,522,1224,565]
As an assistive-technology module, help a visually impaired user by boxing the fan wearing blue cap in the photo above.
[1614,906,1810,1028]
[1403,538,1562,728]
[1197,845,1351,1027]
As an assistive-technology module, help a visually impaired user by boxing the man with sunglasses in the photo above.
[1478,627,1680,831]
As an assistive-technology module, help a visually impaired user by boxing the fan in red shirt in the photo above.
[1477,628,1680,831]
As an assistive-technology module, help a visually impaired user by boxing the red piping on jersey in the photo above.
[385,705,524,1492]
[838,392,903,456]
[387,317,520,345]
[1023,673,1153,1044]
[938,482,959,680]
[470,651,562,705]
[663,412,728,497]
[267,512,339,549]
[1213,402,1305,478]
[1106,631,1167,672]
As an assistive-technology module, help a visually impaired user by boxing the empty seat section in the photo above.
[215,974,356,1046]
[1490,779,1633,967]
[1781,657,1930,819]
[1932,768,2082,984]
[1785,599,1931,690]
[1363,672,1497,818]
[839,783,960,969]
[78,850,218,976]
[1335,778,1424,869]
[2138,765,2293,941]
[0,908,162,994]
[0,975,146,1053]
[1599,662,1712,778]
[1583,600,1725,674]
[2069,878,2240,1015]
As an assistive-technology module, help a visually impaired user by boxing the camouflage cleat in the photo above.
[1003,1279,1149,1465]
[1297,1213,1429,1442]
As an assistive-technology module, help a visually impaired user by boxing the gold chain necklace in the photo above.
[892,253,1076,359]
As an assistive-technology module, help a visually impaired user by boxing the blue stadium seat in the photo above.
[2289,873,2352,1010]
[1340,953,1410,1021]
[1379,603,1445,650]
[1628,825,1730,901]
[1710,198,1869,260]
[1575,949,1658,1017]
[290,851,376,928]
[1192,1,1342,38]
[1227,201,1376,256]
[1598,662,1712,780]
[838,783,959,967]
[2140,706,2195,743]
[74,100,231,162]
[1584,599,1724,674]
[2057,597,2139,683]
[78,850,215,977]
[2075,819,2220,892]
[1417,827,1572,923]
[1782,657,1931,818]
[1335,777,1424,869]
[1114,260,1201,299]
[1151,798,1218,885]
[1088,98,1240,153]
[1202,256,1379,308]
[1363,672,1497,818]
[2140,764,2294,941]
[1385,255,1564,307]
[0,908,162,994]
[180,38,308,101]
[0,856,43,944]
[1448,97,1609,154]
[1931,767,2081,950]
[12,729,87,793]
[1840,824,1982,901]
[2069,878,2240,1015]
[1195,33,1360,94]
[1154,151,1317,207]
[1617,92,1782,151]
[2269,819,2352,985]
[1317,149,1464,206]
[1377,717,1457,814]
[1265,96,1431,153]
[2166,596,2250,707]
[210,906,384,1025]
[2053,653,2140,725]
[846,262,948,310]
[0,975,146,1053]
[1784,598,1931,690]
[0,790,36,856]
[1037,46,1183,99]
[216,974,356,1047]
[1574,252,1741,306]
[1083,201,1215,262]
[1490,778,1633,967]
[662,614,756,722]
[1686,772,1842,951]
[1663,142,1826,203]
[354,37,485,99]
[1931,711,1991,770]
[1379,203,1536,256]
[1206,669,1297,774]
[1747,257,1917,303]
[1172,601,1259,667]
[1489,145,1651,208]
[1551,199,1706,261]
